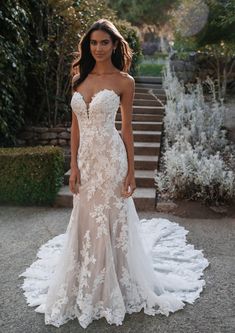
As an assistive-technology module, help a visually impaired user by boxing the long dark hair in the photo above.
[71,19,133,91]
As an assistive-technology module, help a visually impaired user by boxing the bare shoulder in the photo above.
[119,71,134,82]
[119,72,135,93]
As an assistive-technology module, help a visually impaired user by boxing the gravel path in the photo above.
[0,205,234,333]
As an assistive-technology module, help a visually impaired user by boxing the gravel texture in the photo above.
[0,205,234,333]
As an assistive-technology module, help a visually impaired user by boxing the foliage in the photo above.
[156,138,235,203]
[22,0,116,129]
[172,34,197,54]
[137,63,164,76]
[1,0,141,147]
[163,65,228,153]
[107,0,180,26]
[0,145,64,205]
[217,0,235,25]
[200,0,235,44]
[115,20,143,76]
[171,0,235,99]
[171,0,235,43]
[155,61,235,205]
[137,57,164,76]
[0,0,31,146]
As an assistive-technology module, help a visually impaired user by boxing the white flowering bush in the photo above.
[155,61,235,204]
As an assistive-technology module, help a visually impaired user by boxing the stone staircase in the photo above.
[54,76,166,211]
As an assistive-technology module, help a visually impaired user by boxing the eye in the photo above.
[90,39,110,46]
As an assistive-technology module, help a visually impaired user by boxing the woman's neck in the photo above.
[91,61,118,75]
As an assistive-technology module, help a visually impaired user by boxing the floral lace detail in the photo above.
[18,89,210,329]
[89,204,109,239]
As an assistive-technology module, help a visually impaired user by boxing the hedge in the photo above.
[0,145,64,205]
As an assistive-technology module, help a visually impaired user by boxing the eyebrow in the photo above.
[90,39,110,42]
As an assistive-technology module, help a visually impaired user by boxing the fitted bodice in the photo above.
[70,89,120,131]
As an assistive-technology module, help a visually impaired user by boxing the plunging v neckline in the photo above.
[75,89,120,110]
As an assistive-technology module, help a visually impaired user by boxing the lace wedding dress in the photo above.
[19,89,210,329]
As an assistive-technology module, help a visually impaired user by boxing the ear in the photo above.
[114,40,119,49]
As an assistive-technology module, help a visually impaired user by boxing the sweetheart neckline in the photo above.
[74,88,120,109]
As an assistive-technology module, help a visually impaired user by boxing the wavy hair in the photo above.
[71,19,133,91]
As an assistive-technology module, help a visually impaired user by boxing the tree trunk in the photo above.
[54,48,64,127]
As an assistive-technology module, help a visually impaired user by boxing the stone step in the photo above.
[135,87,165,95]
[135,83,163,89]
[132,187,156,211]
[133,105,165,115]
[134,155,158,170]
[53,186,73,208]
[134,141,161,155]
[135,170,155,187]
[117,105,165,116]
[115,113,164,122]
[133,99,164,107]
[134,92,166,101]
[119,130,162,142]
[115,121,163,131]
[134,76,163,84]
[53,185,156,211]
[134,130,161,142]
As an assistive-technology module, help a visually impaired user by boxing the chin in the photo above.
[95,57,104,60]
[93,55,110,61]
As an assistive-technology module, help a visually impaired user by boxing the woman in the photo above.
[19,19,210,329]
[69,18,136,201]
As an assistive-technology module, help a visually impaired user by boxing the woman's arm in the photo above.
[69,75,81,194]
[69,109,81,194]
[120,75,136,197]
[70,111,80,169]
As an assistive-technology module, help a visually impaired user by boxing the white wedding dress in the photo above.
[19,89,210,329]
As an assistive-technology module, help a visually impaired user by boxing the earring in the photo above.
[113,48,116,54]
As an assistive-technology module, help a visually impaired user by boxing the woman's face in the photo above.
[89,30,116,62]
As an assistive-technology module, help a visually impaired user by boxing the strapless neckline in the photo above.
[74,89,120,110]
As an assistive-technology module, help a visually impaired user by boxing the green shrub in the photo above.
[136,55,166,76]
[115,20,143,75]
[0,145,64,205]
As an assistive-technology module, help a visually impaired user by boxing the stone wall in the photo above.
[170,59,197,83]
[16,125,71,147]
[170,52,235,86]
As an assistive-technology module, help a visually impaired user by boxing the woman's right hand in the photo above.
[69,166,81,194]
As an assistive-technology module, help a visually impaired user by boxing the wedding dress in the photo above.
[19,88,210,329]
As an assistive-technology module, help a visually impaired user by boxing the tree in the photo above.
[25,0,117,128]
[0,0,31,146]
[172,0,235,98]
[107,0,180,26]
[1,0,142,146]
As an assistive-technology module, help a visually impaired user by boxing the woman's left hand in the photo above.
[121,172,136,198]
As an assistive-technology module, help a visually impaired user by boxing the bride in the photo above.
[19,18,210,329]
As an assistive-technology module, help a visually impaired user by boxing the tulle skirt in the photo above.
[19,194,210,329]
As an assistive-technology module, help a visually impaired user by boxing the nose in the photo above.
[96,43,102,51]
